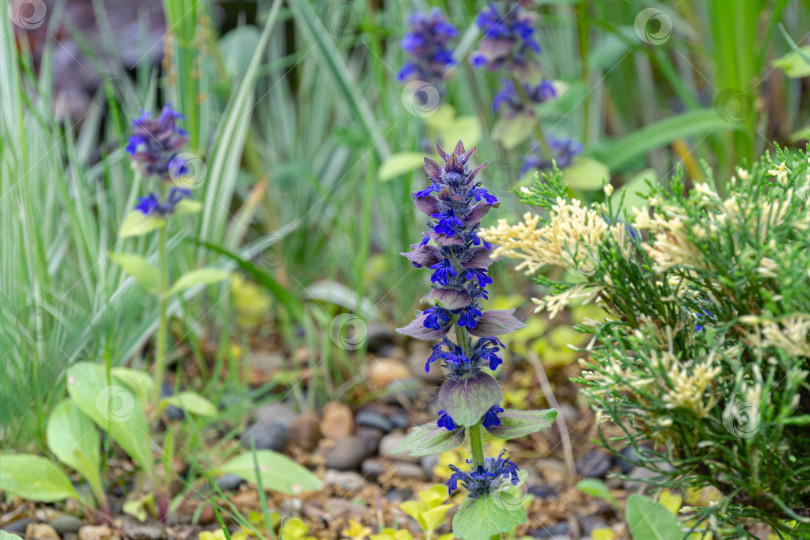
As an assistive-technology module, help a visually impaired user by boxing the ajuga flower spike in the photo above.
[393,141,557,540]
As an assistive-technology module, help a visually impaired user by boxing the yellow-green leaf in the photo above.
[167,268,229,296]
[119,211,165,238]
[0,454,79,502]
[379,152,425,182]
[773,45,810,78]
[110,252,160,292]
[163,391,218,417]
[493,113,536,149]
[562,156,610,190]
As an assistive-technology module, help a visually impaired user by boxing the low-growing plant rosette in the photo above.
[479,152,810,537]
[393,140,556,540]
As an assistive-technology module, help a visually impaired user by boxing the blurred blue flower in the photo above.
[134,187,191,216]
[126,104,189,179]
[471,3,540,74]
[521,136,583,174]
[398,9,458,89]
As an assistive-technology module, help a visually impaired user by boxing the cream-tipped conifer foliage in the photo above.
[481,152,810,536]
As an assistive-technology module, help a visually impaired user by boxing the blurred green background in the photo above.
[1,0,808,447]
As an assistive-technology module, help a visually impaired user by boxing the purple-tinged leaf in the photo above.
[468,310,526,337]
[466,203,493,224]
[438,372,502,427]
[453,140,466,156]
[396,313,451,341]
[424,157,441,181]
[429,230,464,246]
[436,144,449,160]
[462,247,499,268]
[390,421,465,457]
[467,162,487,184]
[486,409,557,440]
[413,195,441,216]
[461,145,476,164]
[401,244,442,267]
[437,186,465,202]
[422,288,471,310]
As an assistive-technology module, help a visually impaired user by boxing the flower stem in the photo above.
[468,422,486,466]
[151,193,170,422]
[508,74,552,160]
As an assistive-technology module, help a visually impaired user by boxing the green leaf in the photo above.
[790,126,810,143]
[590,109,741,170]
[111,367,154,405]
[163,391,218,417]
[167,268,229,296]
[438,373,502,427]
[440,115,482,149]
[109,252,160,292]
[576,478,618,506]
[192,240,305,320]
[122,492,155,522]
[379,152,425,182]
[563,157,610,190]
[218,26,262,79]
[0,454,79,502]
[66,362,155,479]
[174,199,202,216]
[118,211,165,238]
[492,113,536,149]
[486,409,557,440]
[217,450,322,495]
[452,492,526,540]
[617,169,655,215]
[773,45,810,78]
[0,532,23,540]
[391,422,465,457]
[46,399,103,501]
[625,494,683,540]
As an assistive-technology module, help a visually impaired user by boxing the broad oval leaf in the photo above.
[493,113,536,150]
[111,367,154,405]
[379,152,426,182]
[46,399,102,498]
[390,421,465,457]
[468,310,526,337]
[452,491,526,540]
[421,288,471,310]
[118,211,165,238]
[0,454,79,503]
[109,252,160,292]
[563,157,610,191]
[625,494,683,540]
[438,373,502,427]
[167,268,229,296]
[66,362,154,478]
[163,391,218,417]
[217,450,322,495]
[174,199,202,216]
[486,409,557,440]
